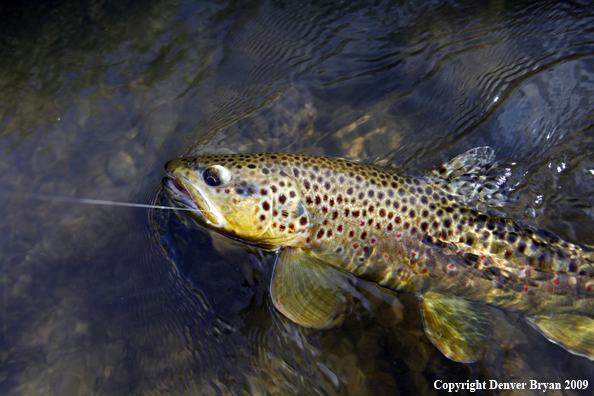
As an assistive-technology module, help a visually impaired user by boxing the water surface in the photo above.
[1,0,594,394]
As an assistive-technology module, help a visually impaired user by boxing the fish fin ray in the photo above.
[526,313,594,360]
[420,292,490,363]
[270,248,351,328]
[425,146,511,207]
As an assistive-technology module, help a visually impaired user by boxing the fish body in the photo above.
[163,149,594,362]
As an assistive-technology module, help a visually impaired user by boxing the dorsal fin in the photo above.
[425,146,511,207]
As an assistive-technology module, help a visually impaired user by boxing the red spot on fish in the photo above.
[370,238,376,244]
[458,250,464,255]
[360,221,365,226]
[395,232,403,240]
[422,269,427,274]
[519,267,524,271]
[383,254,388,258]
[479,255,486,263]
[353,244,359,250]
[523,285,528,292]
[462,282,467,287]
[411,250,418,258]
[448,263,456,270]
[553,278,559,285]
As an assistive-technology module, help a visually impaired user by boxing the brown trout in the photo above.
[162,148,594,363]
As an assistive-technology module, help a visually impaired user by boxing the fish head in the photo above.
[163,154,311,249]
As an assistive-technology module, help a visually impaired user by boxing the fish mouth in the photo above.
[163,177,198,210]
[162,175,224,227]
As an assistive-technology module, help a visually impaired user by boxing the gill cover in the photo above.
[163,154,311,249]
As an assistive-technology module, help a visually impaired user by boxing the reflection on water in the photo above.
[1,0,594,394]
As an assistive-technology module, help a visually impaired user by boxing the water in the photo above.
[1,0,594,394]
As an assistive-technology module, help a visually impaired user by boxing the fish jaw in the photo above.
[163,160,226,228]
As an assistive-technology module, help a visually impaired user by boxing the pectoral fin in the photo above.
[270,248,352,328]
[527,314,594,360]
[420,292,491,363]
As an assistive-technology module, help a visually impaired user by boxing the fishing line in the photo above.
[0,191,202,212]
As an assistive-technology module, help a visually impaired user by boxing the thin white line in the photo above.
[0,192,201,212]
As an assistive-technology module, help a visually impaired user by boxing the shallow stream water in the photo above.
[1,0,594,395]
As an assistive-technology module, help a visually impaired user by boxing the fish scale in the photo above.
[163,150,594,362]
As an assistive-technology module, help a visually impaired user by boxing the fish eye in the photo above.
[203,165,230,187]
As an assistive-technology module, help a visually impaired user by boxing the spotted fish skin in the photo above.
[163,151,594,361]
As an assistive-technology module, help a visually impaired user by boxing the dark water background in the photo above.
[1,0,594,394]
